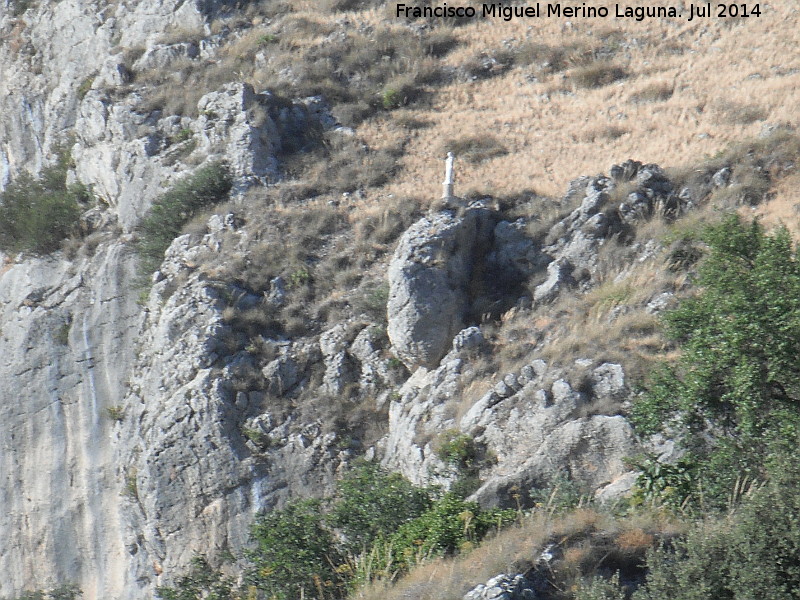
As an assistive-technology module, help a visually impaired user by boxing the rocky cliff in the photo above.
[0,1,740,597]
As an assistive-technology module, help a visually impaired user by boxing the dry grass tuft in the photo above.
[352,505,680,600]
[629,82,674,104]
[569,62,628,90]
[440,135,508,164]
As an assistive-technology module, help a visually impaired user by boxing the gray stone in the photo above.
[712,166,732,187]
[530,359,548,377]
[591,363,626,399]
[646,291,675,314]
[463,573,538,600]
[263,353,300,396]
[533,258,576,303]
[452,326,485,353]
[503,373,520,392]
[494,380,514,398]
[195,82,281,190]
[387,210,479,370]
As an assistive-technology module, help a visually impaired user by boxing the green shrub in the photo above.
[247,499,345,600]
[136,163,231,278]
[76,76,95,100]
[633,215,800,505]
[530,471,588,513]
[5,585,82,600]
[172,128,194,143]
[0,154,88,255]
[328,461,432,552]
[105,406,125,422]
[634,456,800,600]
[387,493,516,572]
[435,430,491,497]
[630,456,694,509]
[156,556,237,600]
[576,573,626,600]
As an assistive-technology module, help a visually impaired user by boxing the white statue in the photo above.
[442,151,455,200]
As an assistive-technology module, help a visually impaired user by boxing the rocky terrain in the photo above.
[0,1,796,598]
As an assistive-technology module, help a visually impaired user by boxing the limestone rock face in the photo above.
[381,354,640,504]
[0,1,336,597]
[0,240,140,599]
[195,83,281,190]
[0,0,694,593]
[116,219,345,595]
[388,208,491,370]
[464,573,538,600]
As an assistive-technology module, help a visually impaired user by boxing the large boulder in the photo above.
[387,209,482,370]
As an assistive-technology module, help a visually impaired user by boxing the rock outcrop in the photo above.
[387,206,485,370]
[0,239,140,598]
[0,0,695,594]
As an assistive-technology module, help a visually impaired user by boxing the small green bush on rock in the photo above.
[0,155,88,255]
[633,456,800,600]
[328,460,432,552]
[136,162,232,278]
[633,215,800,505]
[247,499,345,600]
[156,556,237,600]
[387,492,516,572]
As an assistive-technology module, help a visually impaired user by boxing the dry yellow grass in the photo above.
[350,2,800,203]
[745,172,800,238]
[352,506,682,600]
[160,1,800,226]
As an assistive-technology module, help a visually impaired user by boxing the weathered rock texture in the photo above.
[0,239,140,598]
[387,208,483,370]
[0,1,338,597]
[0,0,692,595]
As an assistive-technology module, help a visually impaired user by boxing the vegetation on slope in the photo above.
[156,462,515,600]
[0,148,89,255]
[152,206,800,600]
[135,162,232,279]
[634,215,800,506]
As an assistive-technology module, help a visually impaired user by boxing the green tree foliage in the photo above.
[3,585,82,600]
[633,215,800,502]
[155,556,237,600]
[633,456,800,600]
[435,430,487,498]
[386,492,516,572]
[0,150,88,255]
[246,499,344,600]
[327,460,432,552]
[165,463,514,599]
[576,573,626,600]
[136,162,232,277]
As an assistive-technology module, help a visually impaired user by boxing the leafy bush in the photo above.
[156,556,237,600]
[328,461,432,552]
[435,430,492,497]
[247,499,345,600]
[530,471,588,513]
[576,573,626,600]
[630,456,695,509]
[0,153,88,255]
[4,585,82,600]
[136,163,231,278]
[633,215,800,504]
[633,456,800,600]
[387,493,516,572]
[166,463,514,599]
